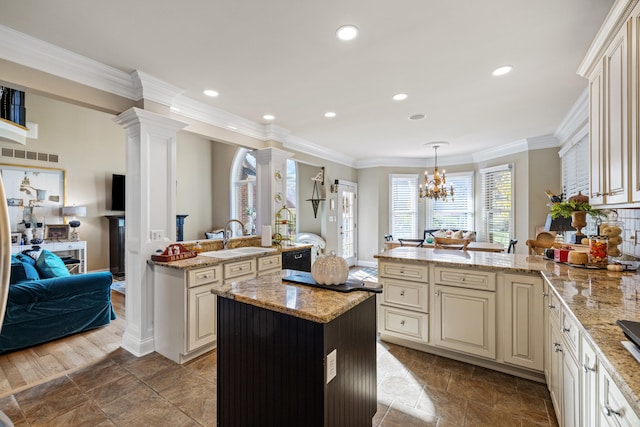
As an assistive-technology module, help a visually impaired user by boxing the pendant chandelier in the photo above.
[419,142,454,202]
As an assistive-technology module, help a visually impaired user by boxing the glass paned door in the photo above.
[338,181,357,266]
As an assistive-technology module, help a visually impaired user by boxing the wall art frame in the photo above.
[44,224,69,241]
[0,163,66,232]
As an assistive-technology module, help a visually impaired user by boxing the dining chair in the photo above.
[507,239,518,253]
[398,238,424,247]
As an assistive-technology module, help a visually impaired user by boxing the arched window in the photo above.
[230,148,257,228]
[230,148,297,232]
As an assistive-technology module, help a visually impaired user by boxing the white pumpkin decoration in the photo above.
[311,250,349,285]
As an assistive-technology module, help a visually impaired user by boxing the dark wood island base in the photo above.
[217,291,377,426]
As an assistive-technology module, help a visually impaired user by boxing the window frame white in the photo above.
[426,171,474,231]
[389,174,419,240]
[479,163,514,246]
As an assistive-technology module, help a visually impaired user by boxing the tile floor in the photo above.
[0,340,557,426]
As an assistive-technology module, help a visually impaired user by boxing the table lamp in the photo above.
[62,205,87,241]
[544,214,574,243]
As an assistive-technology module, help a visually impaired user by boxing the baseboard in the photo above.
[120,332,155,358]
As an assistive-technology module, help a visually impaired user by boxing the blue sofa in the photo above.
[1,252,116,353]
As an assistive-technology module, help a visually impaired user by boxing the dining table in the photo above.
[384,240,505,252]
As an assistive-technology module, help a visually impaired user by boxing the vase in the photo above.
[571,211,587,242]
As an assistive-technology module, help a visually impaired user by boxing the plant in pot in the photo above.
[549,191,604,243]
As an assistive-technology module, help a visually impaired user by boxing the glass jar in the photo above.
[600,220,624,259]
[588,236,608,266]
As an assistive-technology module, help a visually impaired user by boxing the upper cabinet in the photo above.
[579,1,640,207]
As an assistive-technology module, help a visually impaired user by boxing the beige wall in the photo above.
[0,93,125,271]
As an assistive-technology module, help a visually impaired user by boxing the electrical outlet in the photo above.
[150,230,164,241]
[326,349,337,384]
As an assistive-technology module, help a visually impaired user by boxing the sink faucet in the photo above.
[223,219,246,249]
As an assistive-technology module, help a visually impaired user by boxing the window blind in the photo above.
[560,135,595,236]
[427,172,474,230]
[389,174,418,239]
[480,164,513,246]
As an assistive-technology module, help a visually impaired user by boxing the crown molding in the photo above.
[283,135,356,168]
[263,124,291,142]
[132,71,184,106]
[472,139,529,163]
[0,25,137,100]
[577,0,638,77]
[527,134,560,150]
[554,88,589,145]
[170,94,267,140]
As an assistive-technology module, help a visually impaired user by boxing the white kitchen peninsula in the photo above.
[375,247,640,426]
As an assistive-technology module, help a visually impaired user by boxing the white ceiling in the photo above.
[0,0,614,163]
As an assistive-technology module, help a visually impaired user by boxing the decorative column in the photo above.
[113,108,187,357]
[253,147,293,237]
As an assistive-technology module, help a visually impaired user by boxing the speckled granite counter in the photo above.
[148,244,313,270]
[542,266,640,411]
[210,270,373,323]
[375,247,640,413]
[375,246,552,273]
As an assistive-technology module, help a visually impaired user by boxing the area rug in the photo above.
[110,281,126,295]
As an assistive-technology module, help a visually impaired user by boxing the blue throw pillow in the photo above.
[35,250,71,278]
[10,259,40,284]
[16,253,36,266]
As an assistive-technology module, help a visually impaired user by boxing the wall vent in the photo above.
[1,148,59,163]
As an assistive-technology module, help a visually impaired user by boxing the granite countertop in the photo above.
[376,247,640,412]
[149,243,313,270]
[375,246,553,274]
[209,270,373,323]
[542,267,640,410]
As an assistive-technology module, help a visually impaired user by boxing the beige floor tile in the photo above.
[378,401,439,426]
[446,374,495,406]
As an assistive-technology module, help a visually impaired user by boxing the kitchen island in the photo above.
[375,247,640,425]
[210,270,377,427]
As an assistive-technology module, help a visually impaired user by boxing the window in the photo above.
[480,164,513,246]
[560,134,596,236]
[426,172,474,230]
[231,148,257,225]
[231,150,297,232]
[389,174,418,239]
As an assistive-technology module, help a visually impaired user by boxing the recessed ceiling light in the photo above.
[336,25,359,41]
[393,93,408,101]
[324,112,336,118]
[492,65,513,76]
[263,114,275,121]
[203,89,219,97]
[409,114,426,120]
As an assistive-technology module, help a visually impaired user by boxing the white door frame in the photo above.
[337,180,357,266]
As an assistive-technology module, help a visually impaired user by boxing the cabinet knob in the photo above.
[548,304,556,309]
[553,343,563,353]
[604,404,621,417]
[400,320,405,326]
[583,364,596,373]
[562,327,571,333]
[400,290,405,297]
[542,292,548,297]
[435,291,441,297]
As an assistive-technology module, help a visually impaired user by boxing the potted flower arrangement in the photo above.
[549,191,604,242]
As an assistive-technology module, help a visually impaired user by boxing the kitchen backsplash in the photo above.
[616,209,640,260]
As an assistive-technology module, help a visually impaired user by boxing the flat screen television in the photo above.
[111,174,125,211]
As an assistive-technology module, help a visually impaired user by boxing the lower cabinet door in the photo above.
[562,349,580,427]
[432,285,496,359]
[379,305,429,343]
[187,284,216,352]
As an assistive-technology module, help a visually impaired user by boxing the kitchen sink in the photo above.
[200,247,276,259]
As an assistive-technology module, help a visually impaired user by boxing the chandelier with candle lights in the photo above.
[419,143,454,202]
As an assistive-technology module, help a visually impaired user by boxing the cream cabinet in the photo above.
[502,274,544,371]
[258,254,281,276]
[154,264,222,363]
[223,258,257,284]
[432,282,496,359]
[599,365,640,427]
[581,335,599,427]
[431,267,496,359]
[378,261,429,344]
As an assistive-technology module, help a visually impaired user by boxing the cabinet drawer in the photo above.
[379,262,428,282]
[380,278,428,312]
[561,309,580,358]
[53,242,84,251]
[258,254,281,271]
[187,266,222,288]
[224,259,256,279]
[379,306,428,343]
[434,267,496,291]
